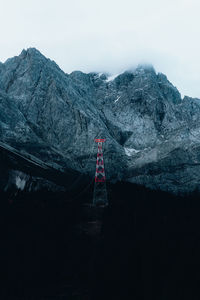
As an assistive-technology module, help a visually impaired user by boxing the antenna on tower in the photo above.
[93,138,108,206]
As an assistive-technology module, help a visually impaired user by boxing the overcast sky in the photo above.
[0,0,199,98]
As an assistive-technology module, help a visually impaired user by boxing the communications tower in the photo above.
[93,139,108,206]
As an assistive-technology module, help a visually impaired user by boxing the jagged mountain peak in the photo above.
[136,63,155,71]
[124,63,156,75]
[20,47,44,58]
[94,64,156,83]
[3,47,63,78]
[3,47,45,66]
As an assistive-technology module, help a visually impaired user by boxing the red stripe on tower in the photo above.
[93,138,108,206]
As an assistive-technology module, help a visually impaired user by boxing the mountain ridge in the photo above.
[1,47,200,194]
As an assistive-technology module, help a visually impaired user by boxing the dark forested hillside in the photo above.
[1,183,200,299]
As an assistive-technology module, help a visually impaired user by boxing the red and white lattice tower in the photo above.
[93,138,108,206]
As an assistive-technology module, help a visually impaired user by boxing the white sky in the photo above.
[0,0,199,98]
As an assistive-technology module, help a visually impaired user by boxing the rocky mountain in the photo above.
[1,47,200,194]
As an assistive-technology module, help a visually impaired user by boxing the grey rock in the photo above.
[1,48,200,194]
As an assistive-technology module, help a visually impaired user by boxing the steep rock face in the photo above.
[0,49,127,178]
[1,48,200,193]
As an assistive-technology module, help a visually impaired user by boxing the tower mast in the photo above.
[93,139,108,206]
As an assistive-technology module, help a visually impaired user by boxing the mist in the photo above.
[0,0,199,98]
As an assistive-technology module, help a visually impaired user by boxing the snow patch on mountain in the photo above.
[106,73,121,82]
[16,176,26,190]
[124,147,140,156]
[114,96,121,103]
